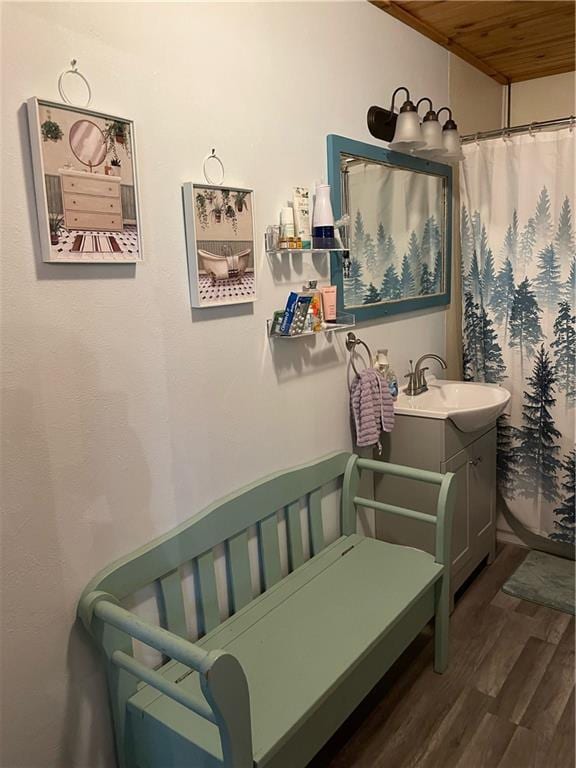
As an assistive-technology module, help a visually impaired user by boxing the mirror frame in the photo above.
[327,134,452,322]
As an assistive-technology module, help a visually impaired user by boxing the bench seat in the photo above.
[128,534,444,768]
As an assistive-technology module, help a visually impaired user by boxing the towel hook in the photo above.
[346,332,373,376]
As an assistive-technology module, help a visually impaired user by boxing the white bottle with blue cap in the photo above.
[375,349,398,399]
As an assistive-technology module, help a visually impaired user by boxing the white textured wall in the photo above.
[449,54,504,135]
[511,71,576,125]
[0,3,449,766]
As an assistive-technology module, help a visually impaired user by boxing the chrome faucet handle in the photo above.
[411,366,430,394]
[404,370,418,395]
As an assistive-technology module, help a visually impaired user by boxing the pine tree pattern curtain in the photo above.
[460,128,575,545]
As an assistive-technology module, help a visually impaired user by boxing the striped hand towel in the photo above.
[350,369,395,449]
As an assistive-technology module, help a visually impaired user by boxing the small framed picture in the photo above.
[27,98,143,263]
[183,183,256,307]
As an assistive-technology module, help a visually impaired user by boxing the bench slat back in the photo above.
[285,502,305,570]
[158,569,187,639]
[81,451,351,641]
[226,531,253,613]
[258,513,283,590]
[308,489,325,556]
[194,550,220,634]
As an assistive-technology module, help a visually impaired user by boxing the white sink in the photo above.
[394,377,511,433]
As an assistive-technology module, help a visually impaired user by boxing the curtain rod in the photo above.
[461,115,575,143]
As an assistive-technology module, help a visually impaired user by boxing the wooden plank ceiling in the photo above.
[371,1,576,83]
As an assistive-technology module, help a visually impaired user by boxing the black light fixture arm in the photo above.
[390,86,411,113]
[437,107,458,130]
[417,97,439,123]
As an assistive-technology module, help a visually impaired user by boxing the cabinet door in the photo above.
[441,449,471,573]
[468,428,496,543]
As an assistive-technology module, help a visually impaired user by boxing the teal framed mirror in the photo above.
[327,134,452,321]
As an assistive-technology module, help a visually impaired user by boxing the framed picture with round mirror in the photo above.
[68,120,108,168]
[27,98,143,263]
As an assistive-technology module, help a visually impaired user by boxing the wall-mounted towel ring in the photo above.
[58,59,92,107]
[346,332,373,376]
[203,149,225,185]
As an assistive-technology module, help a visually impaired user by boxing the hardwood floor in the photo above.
[310,545,575,768]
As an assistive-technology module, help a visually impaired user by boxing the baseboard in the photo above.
[496,529,527,548]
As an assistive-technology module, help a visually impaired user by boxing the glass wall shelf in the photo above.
[264,234,348,256]
[266,247,348,256]
[267,313,355,339]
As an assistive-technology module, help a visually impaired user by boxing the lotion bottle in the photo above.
[293,187,312,248]
[280,206,295,249]
[320,285,337,321]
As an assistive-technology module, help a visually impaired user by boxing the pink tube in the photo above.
[321,285,337,321]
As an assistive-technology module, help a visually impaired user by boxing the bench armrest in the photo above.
[81,591,253,765]
[85,591,214,673]
[343,456,456,566]
[357,457,447,486]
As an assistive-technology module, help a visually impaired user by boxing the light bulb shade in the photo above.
[442,126,463,159]
[389,110,425,150]
[419,118,445,154]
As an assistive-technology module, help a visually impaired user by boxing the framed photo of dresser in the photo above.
[27,98,143,263]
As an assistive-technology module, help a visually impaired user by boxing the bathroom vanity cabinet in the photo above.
[374,416,497,600]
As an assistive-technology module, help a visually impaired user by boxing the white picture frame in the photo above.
[27,97,143,263]
[183,182,256,307]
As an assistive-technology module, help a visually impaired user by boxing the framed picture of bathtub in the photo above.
[183,182,256,307]
[27,98,143,263]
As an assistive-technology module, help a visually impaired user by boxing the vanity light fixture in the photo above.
[437,107,464,161]
[367,89,463,162]
[415,98,446,157]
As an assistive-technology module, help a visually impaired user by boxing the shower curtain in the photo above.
[460,128,575,547]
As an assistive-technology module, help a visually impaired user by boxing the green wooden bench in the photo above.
[78,452,455,768]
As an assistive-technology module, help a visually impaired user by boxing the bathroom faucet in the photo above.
[404,354,448,396]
